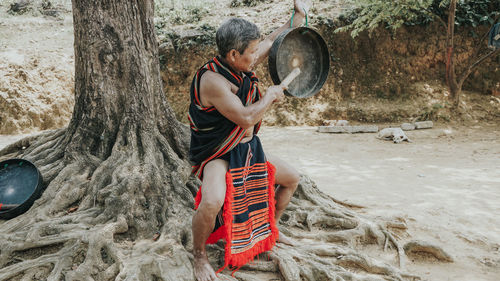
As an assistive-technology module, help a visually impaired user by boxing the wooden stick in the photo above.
[0,204,20,211]
[280,67,301,88]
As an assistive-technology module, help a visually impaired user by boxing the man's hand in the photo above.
[266,85,286,103]
[294,0,311,17]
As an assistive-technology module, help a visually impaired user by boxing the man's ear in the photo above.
[228,49,239,62]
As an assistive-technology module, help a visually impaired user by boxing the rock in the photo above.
[415,121,433,129]
[322,120,349,126]
[317,125,378,133]
[401,123,416,131]
[442,129,453,135]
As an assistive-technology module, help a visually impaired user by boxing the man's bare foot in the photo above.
[194,252,217,281]
[277,232,296,246]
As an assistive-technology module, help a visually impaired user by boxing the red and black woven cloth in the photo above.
[189,57,279,271]
[188,56,262,179]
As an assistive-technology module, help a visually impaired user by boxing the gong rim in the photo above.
[268,27,330,98]
[0,158,43,220]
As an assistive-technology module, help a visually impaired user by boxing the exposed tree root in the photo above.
[0,130,452,281]
[404,241,454,263]
[1,127,192,281]
[381,228,407,269]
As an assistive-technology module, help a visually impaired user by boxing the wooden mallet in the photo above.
[0,203,20,211]
[280,67,301,88]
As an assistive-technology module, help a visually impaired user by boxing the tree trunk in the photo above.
[0,1,451,280]
[69,0,188,161]
[445,1,500,109]
[445,0,460,108]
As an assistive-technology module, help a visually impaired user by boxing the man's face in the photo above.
[233,39,259,72]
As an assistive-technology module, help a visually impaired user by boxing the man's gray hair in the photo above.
[216,18,260,57]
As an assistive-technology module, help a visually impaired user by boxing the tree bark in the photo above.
[0,1,452,280]
[445,0,460,107]
[68,0,188,160]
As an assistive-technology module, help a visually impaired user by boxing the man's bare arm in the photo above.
[253,0,311,67]
[200,72,284,129]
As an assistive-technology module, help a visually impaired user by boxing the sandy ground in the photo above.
[258,124,500,281]
[0,3,74,134]
[2,124,499,280]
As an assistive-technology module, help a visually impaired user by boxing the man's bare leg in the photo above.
[267,154,300,245]
[192,159,228,281]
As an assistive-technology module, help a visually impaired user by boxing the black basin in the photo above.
[0,158,44,220]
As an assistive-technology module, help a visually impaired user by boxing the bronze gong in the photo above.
[268,27,329,98]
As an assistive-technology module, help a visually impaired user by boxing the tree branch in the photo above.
[432,12,448,30]
[471,14,500,60]
[458,48,500,87]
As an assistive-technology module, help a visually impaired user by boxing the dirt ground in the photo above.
[1,1,500,280]
[258,124,500,281]
[1,124,499,280]
[0,2,74,134]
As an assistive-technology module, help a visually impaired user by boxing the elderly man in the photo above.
[189,1,310,280]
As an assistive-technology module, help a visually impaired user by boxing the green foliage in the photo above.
[414,0,500,27]
[6,0,70,16]
[194,23,217,46]
[336,0,500,37]
[230,0,268,8]
[154,0,215,50]
[154,0,211,27]
[418,102,448,121]
[7,1,32,15]
[336,0,434,37]
[315,14,336,28]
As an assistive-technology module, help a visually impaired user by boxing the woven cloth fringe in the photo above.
[194,162,279,273]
